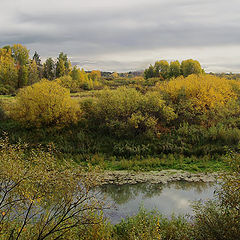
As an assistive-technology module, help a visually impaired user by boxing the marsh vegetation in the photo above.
[0,44,240,239]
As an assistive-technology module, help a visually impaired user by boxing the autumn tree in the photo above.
[43,58,55,80]
[144,64,154,79]
[111,72,119,78]
[71,65,81,81]
[169,60,181,78]
[32,51,41,66]
[56,52,71,77]
[28,60,39,85]
[2,45,11,51]
[56,58,66,78]
[154,60,169,80]
[69,66,97,91]
[11,44,30,88]
[145,59,203,80]
[0,137,105,240]
[144,60,170,80]
[18,65,29,88]
[157,74,240,125]
[181,59,203,77]
[32,51,43,79]
[11,44,29,66]
[90,70,101,81]
[0,48,18,91]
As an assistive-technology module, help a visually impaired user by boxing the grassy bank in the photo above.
[0,119,232,172]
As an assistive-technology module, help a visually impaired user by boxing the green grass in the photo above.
[70,89,103,99]
[0,95,15,100]
[68,153,230,172]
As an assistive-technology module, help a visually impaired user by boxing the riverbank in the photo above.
[95,170,219,185]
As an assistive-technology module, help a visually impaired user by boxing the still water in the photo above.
[96,181,217,224]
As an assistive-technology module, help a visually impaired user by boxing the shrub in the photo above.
[0,84,15,95]
[114,208,191,240]
[191,156,240,240]
[158,74,237,112]
[157,74,240,125]
[57,71,101,92]
[89,87,176,136]
[113,141,151,157]
[207,124,240,145]
[0,104,7,121]
[6,79,81,127]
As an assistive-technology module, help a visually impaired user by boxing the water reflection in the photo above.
[95,181,216,224]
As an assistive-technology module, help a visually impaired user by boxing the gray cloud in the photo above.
[1,0,240,72]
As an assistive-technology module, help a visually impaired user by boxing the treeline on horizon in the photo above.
[2,43,240,95]
[144,59,204,80]
[0,43,146,95]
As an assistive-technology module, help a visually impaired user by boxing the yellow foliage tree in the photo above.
[111,72,119,78]
[0,48,18,89]
[157,74,239,113]
[89,70,101,81]
[7,79,81,127]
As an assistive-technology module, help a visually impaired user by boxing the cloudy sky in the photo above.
[1,0,240,72]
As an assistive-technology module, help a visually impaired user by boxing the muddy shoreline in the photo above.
[95,170,219,185]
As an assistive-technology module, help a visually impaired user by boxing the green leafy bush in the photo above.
[114,208,191,240]
[87,87,176,136]
[191,156,240,240]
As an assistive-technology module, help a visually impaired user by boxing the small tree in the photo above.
[144,64,154,79]
[169,60,181,78]
[0,48,18,90]
[181,59,202,77]
[28,60,39,85]
[111,72,119,78]
[90,70,101,81]
[6,80,81,127]
[43,58,56,80]
[154,60,169,80]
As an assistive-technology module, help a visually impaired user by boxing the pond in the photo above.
[95,181,217,224]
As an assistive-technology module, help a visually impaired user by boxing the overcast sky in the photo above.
[1,0,240,72]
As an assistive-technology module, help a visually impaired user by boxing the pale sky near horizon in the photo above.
[1,0,240,72]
